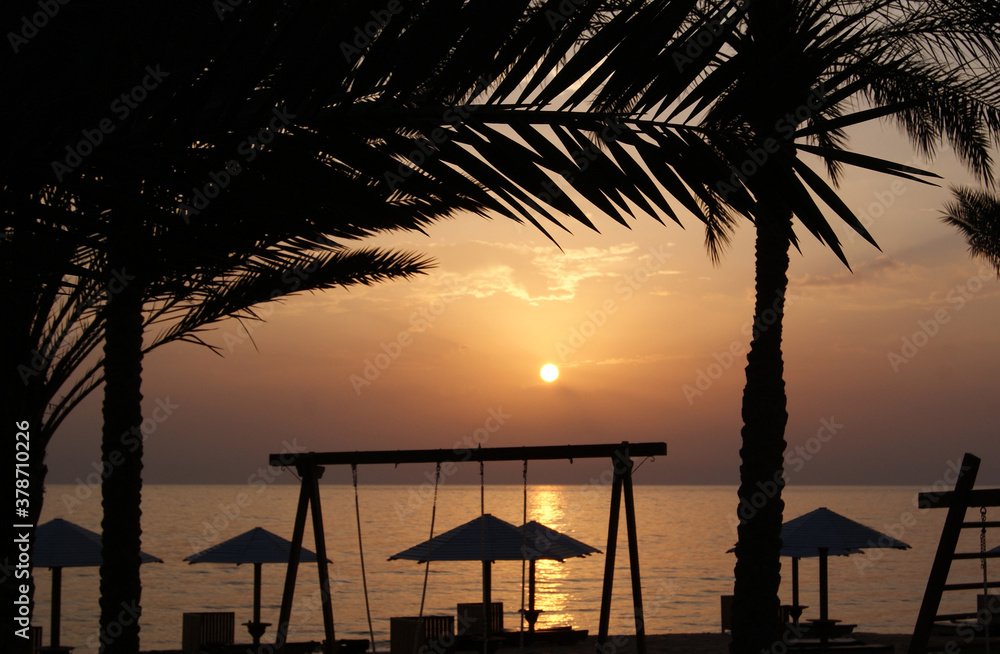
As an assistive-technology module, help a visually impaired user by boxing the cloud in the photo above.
[792,255,919,287]
[790,255,1000,314]
[564,353,681,368]
[411,241,675,304]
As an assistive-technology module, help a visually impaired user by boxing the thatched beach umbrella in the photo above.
[35,518,163,649]
[389,515,599,637]
[185,526,323,645]
[518,521,600,631]
[780,508,910,626]
[389,513,525,631]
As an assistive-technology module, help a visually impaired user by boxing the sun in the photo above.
[540,363,559,382]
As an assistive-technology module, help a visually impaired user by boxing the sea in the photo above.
[31,483,995,653]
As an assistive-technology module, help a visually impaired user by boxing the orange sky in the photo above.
[46,123,1000,488]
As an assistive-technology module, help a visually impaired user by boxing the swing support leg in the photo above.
[275,462,313,651]
[308,465,337,654]
[623,455,647,654]
[598,463,622,646]
[275,461,337,654]
[597,443,648,654]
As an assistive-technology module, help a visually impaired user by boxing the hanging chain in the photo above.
[519,460,528,650]
[352,464,377,653]
[983,507,989,591]
[479,456,487,654]
[419,462,442,618]
[983,506,991,654]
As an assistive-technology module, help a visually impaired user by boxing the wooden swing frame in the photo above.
[268,441,666,654]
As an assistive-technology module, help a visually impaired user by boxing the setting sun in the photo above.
[540,363,559,382]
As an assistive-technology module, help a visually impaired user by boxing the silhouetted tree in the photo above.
[587,2,1000,652]
[943,186,1000,275]
[2,1,743,651]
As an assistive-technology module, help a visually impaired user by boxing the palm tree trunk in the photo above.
[99,262,145,654]
[731,210,791,654]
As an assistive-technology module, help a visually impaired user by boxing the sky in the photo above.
[45,121,1000,489]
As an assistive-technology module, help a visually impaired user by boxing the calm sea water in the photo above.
[33,483,994,652]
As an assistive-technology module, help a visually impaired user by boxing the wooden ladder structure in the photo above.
[909,453,1000,654]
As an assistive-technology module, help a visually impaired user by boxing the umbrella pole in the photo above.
[253,563,263,645]
[529,560,536,634]
[483,560,492,648]
[51,567,62,648]
[792,558,800,628]
[819,548,828,622]
[819,548,829,646]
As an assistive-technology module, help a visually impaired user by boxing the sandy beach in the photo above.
[141,632,916,654]
[515,632,912,654]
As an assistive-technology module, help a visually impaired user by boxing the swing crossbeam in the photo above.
[268,442,666,466]
[270,441,665,654]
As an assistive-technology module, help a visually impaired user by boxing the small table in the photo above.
[519,608,542,633]
[243,621,272,645]
[781,604,808,626]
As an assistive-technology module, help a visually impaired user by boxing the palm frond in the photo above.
[942,186,1000,275]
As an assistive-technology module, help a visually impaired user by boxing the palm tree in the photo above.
[4,1,748,651]
[2,186,433,654]
[586,2,1000,652]
[943,186,1000,275]
[15,3,994,653]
